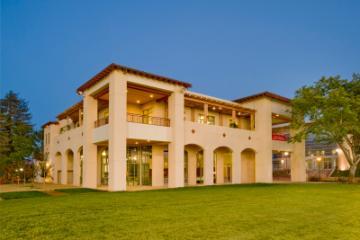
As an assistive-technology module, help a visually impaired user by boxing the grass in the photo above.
[1,184,360,240]
[0,191,49,200]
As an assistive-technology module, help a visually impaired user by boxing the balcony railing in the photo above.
[94,113,170,128]
[272,133,290,141]
[94,117,109,128]
[127,113,170,127]
[59,122,81,134]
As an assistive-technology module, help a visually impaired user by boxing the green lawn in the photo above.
[1,184,360,240]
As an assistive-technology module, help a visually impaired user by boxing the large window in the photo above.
[127,146,152,186]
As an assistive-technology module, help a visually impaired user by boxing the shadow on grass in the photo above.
[54,188,102,194]
[0,191,49,200]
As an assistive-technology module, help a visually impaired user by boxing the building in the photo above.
[305,136,349,178]
[42,63,306,191]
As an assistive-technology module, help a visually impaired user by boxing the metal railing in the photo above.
[127,113,170,127]
[94,113,170,128]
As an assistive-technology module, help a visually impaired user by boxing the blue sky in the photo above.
[1,0,359,128]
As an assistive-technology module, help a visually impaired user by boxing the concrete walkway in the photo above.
[0,183,77,193]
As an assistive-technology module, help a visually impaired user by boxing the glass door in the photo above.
[127,146,152,186]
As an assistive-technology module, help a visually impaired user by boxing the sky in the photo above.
[1,0,360,128]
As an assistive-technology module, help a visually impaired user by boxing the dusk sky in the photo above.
[1,0,359,128]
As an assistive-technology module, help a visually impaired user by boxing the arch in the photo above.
[65,149,74,184]
[184,144,204,185]
[213,146,233,184]
[55,152,62,184]
[241,148,256,183]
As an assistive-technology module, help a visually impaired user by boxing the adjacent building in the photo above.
[43,63,306,191]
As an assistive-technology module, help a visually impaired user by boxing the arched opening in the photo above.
[213,147,233,184]
[55,152,62,184]
[184,144,204,185]
[241,148,256,183]
[66,149,74,184]
[78,146,83,185]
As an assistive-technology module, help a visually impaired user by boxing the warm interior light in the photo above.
[212,106,216,110]
[284,151,289,156]
[275,114,280,117]
[237,112,241,116]
[136,100,140,104]
[335,148,341,153]
[150,94,154,98]
[280,159,285,164]
[102,150,107,156]
[316,157,322,162]
[19,168,24,172]
[135,141,139,145]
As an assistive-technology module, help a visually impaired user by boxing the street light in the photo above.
[316,157,322,180]
[19,168,25,185]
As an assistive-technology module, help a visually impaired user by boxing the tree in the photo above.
[0,91,35,183]
[291,74,360,182]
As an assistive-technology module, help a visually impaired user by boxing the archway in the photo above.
[66,149,74,184]
[184,144,204,185]
[55,152,62,184]
[213,147,233,184]
[241,148,256,183]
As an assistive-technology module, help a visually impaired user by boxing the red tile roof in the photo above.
[77,63,192,93]
[233,91,291,104]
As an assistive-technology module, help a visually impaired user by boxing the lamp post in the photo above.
[316,157,322,180]
[19,168,25,185]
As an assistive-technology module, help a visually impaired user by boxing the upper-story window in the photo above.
[198,114,215,125]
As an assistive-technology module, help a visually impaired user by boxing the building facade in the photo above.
[43,63,306,191]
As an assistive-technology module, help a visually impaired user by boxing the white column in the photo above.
[152,145,164,187]
[254,98,273,183]
[203,148,214,185]
[232,151,241,184]
[187,148,197,186]
[83,94,98,188]
[108,71,127,191]
[61,152,67,184]
[291,132,306,182]
[168,87,185,188]
[73,150,81,186]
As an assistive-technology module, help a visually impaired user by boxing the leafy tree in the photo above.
[291,74,360,182]
[0,91,35,183]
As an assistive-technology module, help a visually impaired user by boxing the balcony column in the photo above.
[61,151,67,184]
[232,151,241,184]
[204,103,208,124]
[291,130,306,182]
[250,112,255,130]
[82,94,98,189]
[254,98,272,183]
[73,149,81,186]
[152,145,165,187]
[108,70,127,191]
[203,147,214,185]
[168,86,185,188]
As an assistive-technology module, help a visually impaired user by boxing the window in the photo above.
[198,114,215,125]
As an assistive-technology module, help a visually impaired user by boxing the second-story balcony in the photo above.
[94,113,170,128]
